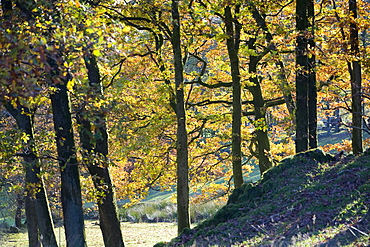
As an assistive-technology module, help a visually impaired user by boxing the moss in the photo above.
[295,148,335,163]
[153,242,167,247]
[227,184,247,205]
[238,184,263,202]
[262,155,300,180]
[358,184,370,193]
[261,180,274,193]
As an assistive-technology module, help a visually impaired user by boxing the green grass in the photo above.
[164,149,370,246]
[0,221,178,247]
[118,199,224,224]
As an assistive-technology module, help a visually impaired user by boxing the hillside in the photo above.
[159,149,370,247]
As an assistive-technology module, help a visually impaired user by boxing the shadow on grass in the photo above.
[164,149,370,246]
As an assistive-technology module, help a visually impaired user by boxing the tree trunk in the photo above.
[349,0,363,154]
[249,71,272,174]
[25,198,41,247]
[295,0,309,152]
[171,0,190,234]
[3,102,58,247]
[78,52,124,247]
[276,60,295,116]
[50,82,87,247]
[225,5,244,188]
[307,0,317,149]
[15,194,23,228]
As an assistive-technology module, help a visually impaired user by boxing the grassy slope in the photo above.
[163,149,370,247]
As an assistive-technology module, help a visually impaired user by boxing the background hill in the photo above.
[160,149,370,247]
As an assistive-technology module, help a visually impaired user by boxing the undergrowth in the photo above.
[119,199,225,224]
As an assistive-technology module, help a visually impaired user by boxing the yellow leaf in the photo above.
[122,26,131,33]
[92,49,102,57]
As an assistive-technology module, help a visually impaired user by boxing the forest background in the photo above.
[0,0,369,246]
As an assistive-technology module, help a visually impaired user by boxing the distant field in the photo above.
[0,221,178,247]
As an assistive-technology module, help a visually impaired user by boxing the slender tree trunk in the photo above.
[77,52,124,247]
[50,81,87,247]
[25,161,58,247]
[249,4,295,123]
[276,60,295,116]
[295,0,309,152]
[15,194,23,228]
[249,57,273,174]
[3,103,58,247]
[307,0,317,149]
[2,89,49,247]
[171,0,190,234]
[225,5,244,188]
[349,0,363,154]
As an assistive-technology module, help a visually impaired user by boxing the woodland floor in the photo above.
[0,221,178,247]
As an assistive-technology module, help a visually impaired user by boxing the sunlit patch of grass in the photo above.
[119,199,224,224]
[0,228,28,247]
[237,235,267,247]
[0,221,178,247]
[292,226,343,246]
[121,222,177,247]
[119,200,177,223]
[190,200,225,223]
[336,198,368,222]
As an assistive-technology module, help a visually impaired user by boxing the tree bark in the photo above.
[295,0,309,152]
[276,60,295,116]
[78,52,124,247]
[25,198,41,247]
[249,57,273,174]
[225,5,244,188]
[171,0,190,234]
[42,0,87,244]
[15,194,23,228]
[307,0,317,149]
[349,0,363,154]
[50,81,87,247]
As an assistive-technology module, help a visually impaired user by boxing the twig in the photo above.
[349,225,369,236]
